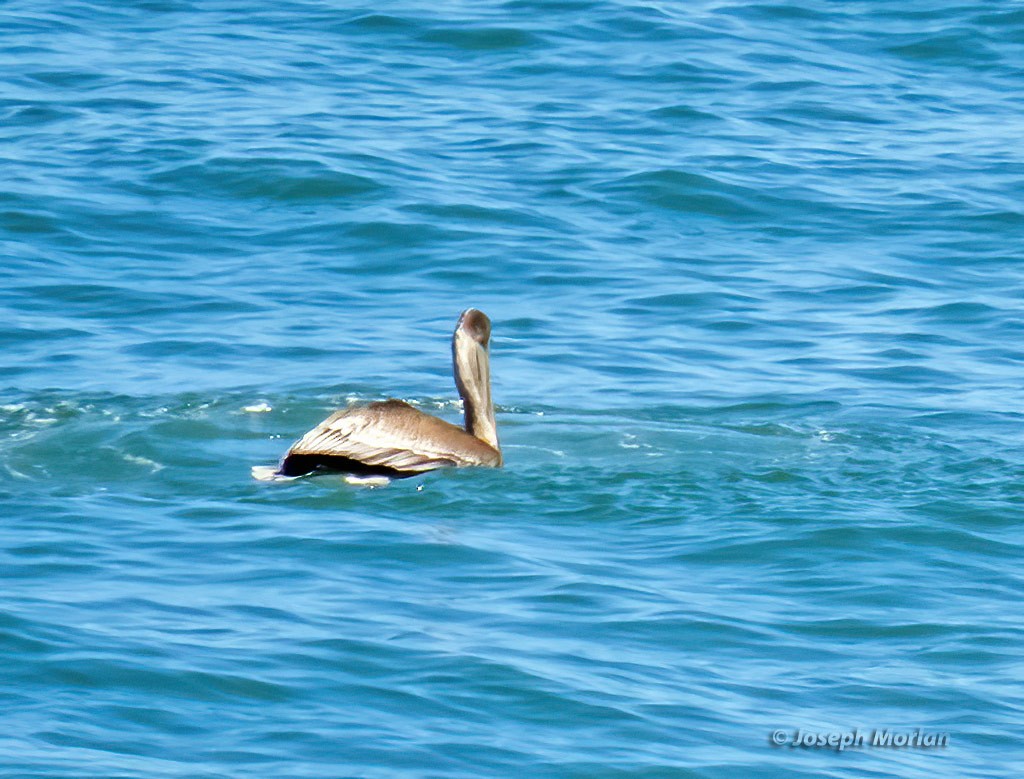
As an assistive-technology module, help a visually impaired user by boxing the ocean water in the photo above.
[2,0,1023,776]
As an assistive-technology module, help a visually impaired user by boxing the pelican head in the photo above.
[452,308,500,460]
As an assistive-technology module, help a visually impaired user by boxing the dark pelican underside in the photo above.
[277,452,456,479]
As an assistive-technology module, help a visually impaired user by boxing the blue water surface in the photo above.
[2,1,1023,777]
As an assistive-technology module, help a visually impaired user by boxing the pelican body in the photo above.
[268,309,501,480]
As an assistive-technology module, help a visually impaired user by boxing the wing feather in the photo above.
[279,399,499,477]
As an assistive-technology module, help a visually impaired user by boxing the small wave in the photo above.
[149,158,385,202]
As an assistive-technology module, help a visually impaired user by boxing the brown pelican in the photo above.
[255,308,501,481]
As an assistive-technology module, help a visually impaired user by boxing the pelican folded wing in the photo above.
[279,400,499,478]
